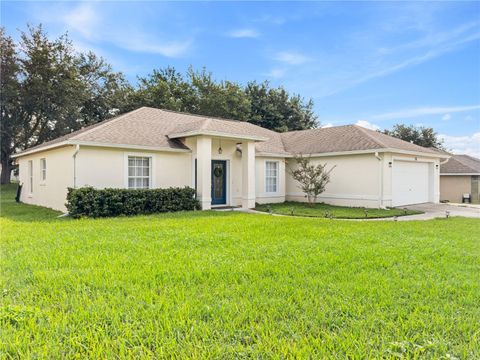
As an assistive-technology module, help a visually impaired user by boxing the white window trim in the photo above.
[124,152,155,189]
[40,158,47,185]
[265,160,279,194]
[28,160,33,195]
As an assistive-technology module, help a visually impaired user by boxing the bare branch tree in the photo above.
[289,155,335,206]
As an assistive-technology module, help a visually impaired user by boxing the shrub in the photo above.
[66,187,200,218]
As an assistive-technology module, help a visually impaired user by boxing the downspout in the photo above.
[73,144,80,188]
[374,152,384,208]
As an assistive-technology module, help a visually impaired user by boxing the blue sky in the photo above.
[2,1,480,156]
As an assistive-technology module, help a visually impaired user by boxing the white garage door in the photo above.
[392,161,430,206]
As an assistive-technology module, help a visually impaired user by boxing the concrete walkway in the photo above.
[401,202,480,220]
[220,203,480,221]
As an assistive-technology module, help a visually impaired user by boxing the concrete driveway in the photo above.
[401,202,480,220]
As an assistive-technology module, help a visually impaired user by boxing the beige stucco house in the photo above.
[440,154,480,203]
[13,107,448,212]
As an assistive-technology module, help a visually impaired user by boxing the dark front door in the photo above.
[211,160,227,205]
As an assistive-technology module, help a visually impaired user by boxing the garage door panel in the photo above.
[392,161,430,206]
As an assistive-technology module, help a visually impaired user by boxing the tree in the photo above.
[290,155,335,205]
[0,25,129,184]
[132,66,197,112]
[382,124,444,149]
[76,52,133,126]
[245,81,317,132]
[188,67,251,121]
[132,69,318,131]
[0,28,21,184]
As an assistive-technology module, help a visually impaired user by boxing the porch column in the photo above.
[242,140,256,209]
[196,136,212,210]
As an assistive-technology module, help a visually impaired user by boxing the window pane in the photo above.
[128,156,151,189]
[265,162,278,193]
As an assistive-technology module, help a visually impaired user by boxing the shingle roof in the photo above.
[280,125,442,155]
[441,154,480,174]
[14,107,444,158]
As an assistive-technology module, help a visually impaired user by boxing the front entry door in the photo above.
[211,160,227,205]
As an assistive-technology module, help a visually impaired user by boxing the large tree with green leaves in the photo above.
[1,25,320,184]
[382,124,445,149]
[0,25,130,184]
[246,81,317,132]
[131,68,318,130]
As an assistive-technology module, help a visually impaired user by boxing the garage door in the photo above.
[392,161,430,206]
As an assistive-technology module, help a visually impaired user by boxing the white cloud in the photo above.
[274,51,311,65]
[372,105,480,120]
[355,120,380,131]
[62,3,99,39]
[265,68,286,79]
[442,113,451,121]
[46,2,194,58]
[228,29,259,38]
[440,132,480,158]
[321,123,334,128]
[465,115,474,121]
[115,35,192,57]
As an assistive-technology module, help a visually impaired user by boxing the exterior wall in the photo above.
[440,175,472,203]
[255,157,286,204]
[17,146,75,211]
[16,141,443,212]
[286,153,381,207]
[76,146,192,190]
[382,153,440,207]
[17,145,192,212]
[285,152,441,208]
[185,137,244,207]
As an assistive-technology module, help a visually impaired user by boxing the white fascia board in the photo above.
[70,140,191,153]
[440,173,480,176]
[12,140,191,158]
[11,142,71,158]
[168,130,268,142]
[255,152,290,158]
[304,148,449,159]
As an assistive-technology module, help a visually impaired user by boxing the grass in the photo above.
[255,201,422,219]
[1,184,479,358]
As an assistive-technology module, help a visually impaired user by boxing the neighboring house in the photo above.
[440,154,480,203]
[12,107,448,212]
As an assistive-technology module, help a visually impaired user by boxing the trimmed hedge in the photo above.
[66,187,200,218]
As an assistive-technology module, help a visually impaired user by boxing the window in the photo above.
[127,156,151,189]
[40,158,46,181]
[28,160,33,193]
[265,161,278,193]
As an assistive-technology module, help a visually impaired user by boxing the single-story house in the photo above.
[440,153,480,203]
[13,107,448,212]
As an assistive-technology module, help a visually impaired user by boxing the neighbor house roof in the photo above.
[440,154,480,174]
[13,107,446,158]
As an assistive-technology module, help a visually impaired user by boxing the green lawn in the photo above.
[255,201,422,219]
[1,185,479,358]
